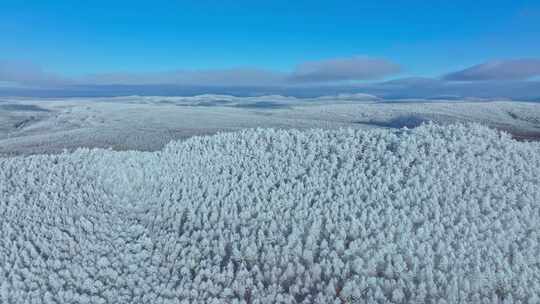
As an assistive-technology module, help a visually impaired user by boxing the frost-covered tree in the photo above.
[0,124,539,303]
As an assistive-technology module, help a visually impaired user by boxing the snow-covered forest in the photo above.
[1,124,539,303]
[1,96,540,156]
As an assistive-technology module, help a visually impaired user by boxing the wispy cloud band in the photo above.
[0,60,68,86]
[1,57,540,100]
[444,59,540,81]
[290,57,400,82]
[0,56,402,88]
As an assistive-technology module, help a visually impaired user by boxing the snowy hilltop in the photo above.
[1,97,540,156]
[1,124,540,303]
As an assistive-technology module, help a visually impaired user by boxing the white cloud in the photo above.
[82,68,287,87]
[0,56,401,88]
[290,56,401,82]
[444,58,540,81]
[0,60,67,86]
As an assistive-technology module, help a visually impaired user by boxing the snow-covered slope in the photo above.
[1,124,539,303]
[1,96,539,156]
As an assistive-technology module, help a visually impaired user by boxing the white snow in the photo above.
[1,96,539,156]
[1,124,539,303]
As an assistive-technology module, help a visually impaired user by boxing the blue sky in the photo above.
[1,0,540,98]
